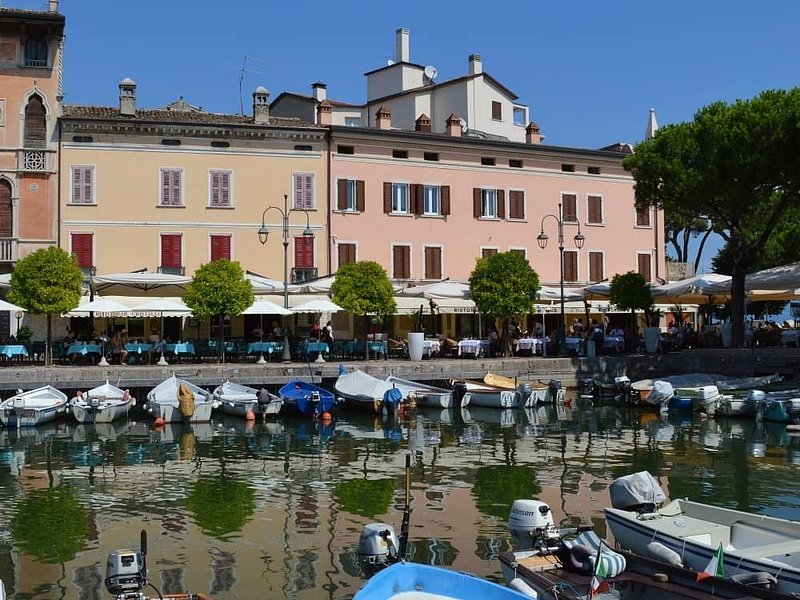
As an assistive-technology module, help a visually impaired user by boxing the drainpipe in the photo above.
[326,128,332,276]
[57,119,62,248]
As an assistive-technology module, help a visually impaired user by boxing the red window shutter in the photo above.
[638,254,652,283]
[71,233,93,267]
[482,248,498,258]
[562,194,577,221]
[294,173,314,209]
[294,236,314,268]
[338,243,356,267]
[473,188,481,218]
[393,246,410,279]
[356,180,365,212]
[161,234,182,268]
[337,179,348,210]
[636,207,651,226]
[563,251,578,282]
[425,247,441,279]
[497,189,506,219]
[383,182,392,213]
[210,235,231,261]
[0,181,12,238]
[440,186,451,215]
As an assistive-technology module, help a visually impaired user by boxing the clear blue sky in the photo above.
[11,0,800,270]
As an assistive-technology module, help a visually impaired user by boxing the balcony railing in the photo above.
[292,267,318,284]
[0,238,18,263]
[18,149,49,172]
[158,266,185,276]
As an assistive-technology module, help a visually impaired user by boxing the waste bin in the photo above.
[408,332,424,361]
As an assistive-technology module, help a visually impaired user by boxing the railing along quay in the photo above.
[0,348,797,392]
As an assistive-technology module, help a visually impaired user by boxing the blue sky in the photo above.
[12,0,800,270]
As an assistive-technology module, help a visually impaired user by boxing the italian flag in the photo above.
[697,543,725,581]
[590,552,609,597]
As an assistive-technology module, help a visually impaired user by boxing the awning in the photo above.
[393,296,477,315]
[66,295,191,317]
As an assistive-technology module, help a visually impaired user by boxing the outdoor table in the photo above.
[0,344,28,361]
[165,342,196,362]
[458,338,489,358]
[125,342,153,364]
[781,329,800,346]
[514,337,543,356]
[564,337,582,353]
[297,341,329,361]
[603,335,625,352]
[67,342,102,364]
[421,339,441,358]
[247,341,283,358]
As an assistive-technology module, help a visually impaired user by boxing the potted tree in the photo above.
[609,271,658,353]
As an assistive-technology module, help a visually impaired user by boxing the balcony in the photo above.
[158,266,185,276]
[18,149,49,172]
[292,267,318,284]
[0,239,18,263]
[80,266,96,278]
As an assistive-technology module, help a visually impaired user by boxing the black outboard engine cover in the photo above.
[548,379,561,397]
[579,378,595,397]
[452,380,468,404]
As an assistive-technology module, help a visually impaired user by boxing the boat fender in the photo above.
[508,577,538,598]
[76,390,83,398]
[729,571,777,588]
[646,541,682,567]
[567,544,594,574]
[122,389,130,401]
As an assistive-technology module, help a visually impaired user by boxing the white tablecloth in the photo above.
[603,335,625,351]
[514,338,543,354]
[422,339,441,357]
[458,339,490,357]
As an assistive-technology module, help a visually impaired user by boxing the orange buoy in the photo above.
[320,412,332,422]
[154,417,166,427]
[245,410,256,421]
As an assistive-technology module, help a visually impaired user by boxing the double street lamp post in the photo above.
[258,193,314,362]
[536,202,585,354]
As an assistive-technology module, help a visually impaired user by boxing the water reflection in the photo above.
[0,405,799,599]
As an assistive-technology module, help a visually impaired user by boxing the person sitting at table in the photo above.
[63,330,76,349]
[251,326,264,341]
[321,320,334,345]
[148,326,163,363]
[311,320,321,339]
[111,330,129,365]
[532,321,543,338]
[271,320,282,340]
[487,324,499,357]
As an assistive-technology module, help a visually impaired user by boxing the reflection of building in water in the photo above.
[72,563,102,600]
[210,549,236,595]
[160,567,185,596]
[294,549,318,591]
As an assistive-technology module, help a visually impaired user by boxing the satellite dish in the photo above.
[387,59,395,66]
[423,65,438,81]
[459,118,468,133]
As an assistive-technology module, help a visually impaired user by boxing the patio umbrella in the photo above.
[67,297,133,366]
[245,272,302,294]
[290,299,344,313]
[744,262,800,291]
[650,273,732,304]
[242,299,292,363]
[132,298,192,365]
[0,298,25,313]
[400,281,471,298]
[92,271,191,296]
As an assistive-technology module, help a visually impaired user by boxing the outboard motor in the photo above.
[452,381,468,405]
[748,390,767,420]
[614,376,638,406]
[547,379,561,402]
[579,378,595,398]
[358,523,400,577]
[508,499,561,552]
[609,471,666,516]
[517,383,533,407]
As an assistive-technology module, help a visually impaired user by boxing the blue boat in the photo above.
[353,561,533,600]
[278,380,336,417]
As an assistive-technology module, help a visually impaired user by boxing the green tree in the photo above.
[8,246,83,365]
[624,88,800,347]
[183,259,254,360]
[331,261,396,338]
[469,252,540,353]
[609,271,654,350]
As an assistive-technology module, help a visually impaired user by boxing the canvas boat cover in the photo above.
[609,471,666,511]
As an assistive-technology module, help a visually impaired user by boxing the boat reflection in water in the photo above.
[1,398,800,599]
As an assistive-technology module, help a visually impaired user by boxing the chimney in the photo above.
[253,86,270,124]
[415,113,431,133]
[375,105,391,130]
[525,121,542,144]
[446,114,462,137]
[316,100,332,126]
[312,82,327,102]
[48,0,59,12]
[395,28,410,63]
[118,78,137,117]
[468,54,483,75]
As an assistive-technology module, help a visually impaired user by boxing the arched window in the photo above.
[24,94,46,148]
[24,36,48,67]
[0,180,13,238]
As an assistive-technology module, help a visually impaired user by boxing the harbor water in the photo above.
[1,395,800,599]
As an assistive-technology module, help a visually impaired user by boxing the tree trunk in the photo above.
[730,256,747,349]
[46,313,52,366]
[220,314,225,364]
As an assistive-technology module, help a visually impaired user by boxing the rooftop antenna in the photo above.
[227,55,266,115]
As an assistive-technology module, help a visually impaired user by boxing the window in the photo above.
[159,169,182,207]
[293,172,314,210]
[338,242,356,267]
[71,233,93,269]
[161,139,181,146]
[509,159,523,168]
[73,136,93,143]
[209,170,232,207]
[160,234,183,273]
[344,117,361,127]
[424,246,442,280]
[561,164,575,172]
[392,245,411,279]
[24,36,47,67]
[338,145,355,154]
[636,206,651,227]
[561,193,577,222]
[71,166,94,204]
[509,190,525,220]
[588,166,601,175]
[294,236,314,268]
[423,185,440,215]
[587,195,603,224]
[637,253,652,283]
[337,178,364,212]
[424,152,439,162]
[384,182,410,214]
[481,248,499,258]
[210,234,231,261]
[563,250,578,283]
[473,188,505,219]
[392,149,408,159]
[491,101,502,121]
[23,94,46,148]
[589,251,604,282]
[509,248,527,259]
[513,106,526,126]
[294,144,312,151]
[481,156,496,166]
[0,180,12,238]
[211,140,230,148]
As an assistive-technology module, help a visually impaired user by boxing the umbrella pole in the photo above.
[257,314,266,364]
[98,316,110,367]
[157,314,169,366]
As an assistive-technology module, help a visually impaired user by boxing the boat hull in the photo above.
[0,386,69,428]
[145,377,216,423]
[71,400,132,423]
[385,376,458,409]
[461,381,532,408]
[278,380,335,416]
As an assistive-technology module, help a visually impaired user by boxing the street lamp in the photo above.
[536,202,585,354]
[258,193,314,362]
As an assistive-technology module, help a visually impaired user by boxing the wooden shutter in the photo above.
[497,190,506,219]
[562,194,577,221]
[425,247,441,279]
[71,233,93,268]
[589,251,604,282]
[563,251,578,282]
[356,180,365,212]
[491,101,502,121]
[383,182,392,213]
[24,94,46,148]
[638,253,652,283]
[509,190,524,219]
[0,181,11,238]
[337,179,348,210]
[393,245,410,279]
[482,248,498,258]
[294,173,314,209]
[294,236,314,268]
[160,234,182,268]
[161,169,181,206]
[210,170,230,207]
[412,184,423,215]
[72,166,92,204]
[473,188,482,218]
[338,243,356,267]
[636,207,651,226]
[210,234,231,261]
[588,196,602,224]
[440,186,450,215]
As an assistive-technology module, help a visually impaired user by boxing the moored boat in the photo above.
[145,376,217,423]
[384,375,462,409]
[485,373,565,404]
[70,381,135,423]
[457,378,533,408]
[0,386,69,428]
[212,380,283,418]
[334,368,414,413]
[604,471,800,595]
[278,379,336,417]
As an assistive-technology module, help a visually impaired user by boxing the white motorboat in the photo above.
[334,368,413,413]
[145,376,218,423]
[70,381,135,423]
[0,386,69,428]
[456,378,533,408]
[484,373,565,404]
[383,375,464,409]
[212,380,283,418]
[604,471,800,595]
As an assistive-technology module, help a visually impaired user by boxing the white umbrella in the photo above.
[290,299,344,313]
[0,298,25,312]
[744,262,800,291]
[241,299,292,316]
[92,271,191,296]
[651,273,732,304]
[400,281,471,298]
[131,298,191,366]
[246,273,301,294]
[67,297,132,316]
[538,286,585,303]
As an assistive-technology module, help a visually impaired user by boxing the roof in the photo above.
[61,105,319,129]
[0,7,65,25]
[270,91,360,108]
[363,60,427,77]
[367,71,519,105]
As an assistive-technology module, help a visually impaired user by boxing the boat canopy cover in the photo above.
[609,471,666,511]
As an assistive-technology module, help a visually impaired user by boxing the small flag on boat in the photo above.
[697,543,725,581]
[590,542,609,597]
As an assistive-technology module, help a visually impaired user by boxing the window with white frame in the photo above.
[344,116,361,127]
[159,168,183,207]
[293,172,315,210]
[482,189,498,218]
[392,182,410,214]
[513,106,527,126]
[71,165,94,204]
[209,170,232,207]
[423,185,440,215]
